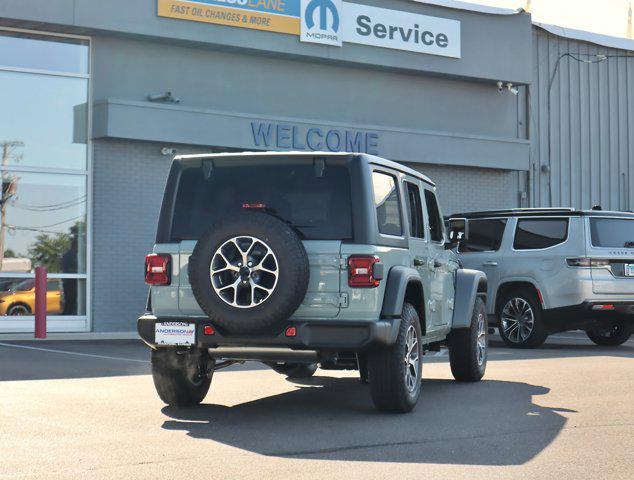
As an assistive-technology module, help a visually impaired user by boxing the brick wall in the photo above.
[91,139,208,332]
[407,163,520,216]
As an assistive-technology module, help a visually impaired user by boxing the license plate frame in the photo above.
[155,322,196,346]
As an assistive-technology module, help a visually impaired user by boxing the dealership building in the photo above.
[0,0,633,334]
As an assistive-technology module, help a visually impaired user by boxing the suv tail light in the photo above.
[566,257,610,268]
[145,254,171,285]
[348,256,381,288]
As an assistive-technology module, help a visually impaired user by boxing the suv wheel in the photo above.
[448,297,487,381]
[188,211,309,335]
[497,289,548,348]
[586,322,632,346]
[269,362,318,378]
[151,348,213,407]
[367,303,422,413]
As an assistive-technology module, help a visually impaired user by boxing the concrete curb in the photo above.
[0,332,138,341]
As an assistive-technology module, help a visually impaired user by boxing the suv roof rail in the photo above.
[449,207,634,219]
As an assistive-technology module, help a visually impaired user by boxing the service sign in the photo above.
[158,0,461,58]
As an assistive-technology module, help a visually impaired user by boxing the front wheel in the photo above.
[586,323,632,346]
[448,296,488,381]
[151,348,213,407]
[367,303,423,413]
[497,289,548,348]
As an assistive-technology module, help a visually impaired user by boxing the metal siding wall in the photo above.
[531,28,634,210]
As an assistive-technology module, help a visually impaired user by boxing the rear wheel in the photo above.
[448,297,487,381]
[269,362,318,378]
[586,322,632,346]
[367,303,422,413]
[151,348,213,407]
[497,289,548,348]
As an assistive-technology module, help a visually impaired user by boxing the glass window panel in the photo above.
[513,219,568,250]
[0,31,88,74]
[424,190,443,242]
[0,70,88,169]
[590,218,634,247]
[0,277,86,316]
[459,219,507,253]
[0,172,87,273]
[372,171,402,236]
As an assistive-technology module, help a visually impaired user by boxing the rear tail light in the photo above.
[285,326,297,337]
[145,254,171,285]
[566,257,610,268]
[348,256,381,288]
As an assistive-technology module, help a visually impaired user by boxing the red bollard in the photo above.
[34,266,47,339]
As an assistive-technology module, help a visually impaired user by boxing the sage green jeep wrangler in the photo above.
[138,152,488,413]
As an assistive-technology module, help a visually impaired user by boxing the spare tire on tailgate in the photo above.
[188,211,309,335]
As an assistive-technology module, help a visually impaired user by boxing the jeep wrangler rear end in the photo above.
[138,152,488,413]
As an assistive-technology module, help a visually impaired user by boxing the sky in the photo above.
[461,0,633,39]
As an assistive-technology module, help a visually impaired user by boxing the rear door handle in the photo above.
[483,261,498,267]
[413,258,425,267]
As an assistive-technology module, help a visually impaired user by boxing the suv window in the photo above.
[405,181,424,239]
[372,171,402,236]
[424,190,443,242]
[513,218,568,250]
[459,218,507,253]
[170,161,353,241]
[590,217,634,247]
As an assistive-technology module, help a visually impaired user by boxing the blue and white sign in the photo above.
[300,0,344,46]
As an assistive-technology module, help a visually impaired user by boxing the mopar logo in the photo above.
[305,0,339,32]
[300,0,343,46]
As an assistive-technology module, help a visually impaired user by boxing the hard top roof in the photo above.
[450,208,634,219]
[173,151,435,186]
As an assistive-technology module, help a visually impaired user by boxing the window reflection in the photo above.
[0,278,86,316]
[0,71,88,170]
[0,172,86,274]
[0,31,88,74]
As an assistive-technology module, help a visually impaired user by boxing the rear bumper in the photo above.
[543,301,634,331]
[137,314,400,352]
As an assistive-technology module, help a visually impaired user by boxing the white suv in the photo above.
[449,208,634,348]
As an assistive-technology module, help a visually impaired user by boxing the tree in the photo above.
[27,232,71,273]
[3,249,16,258]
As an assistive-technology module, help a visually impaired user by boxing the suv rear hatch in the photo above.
[587,216,634,295]
[165,155,353,319]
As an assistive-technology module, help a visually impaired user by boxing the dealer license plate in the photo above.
[155,322,196,345]
[625,264,634,277]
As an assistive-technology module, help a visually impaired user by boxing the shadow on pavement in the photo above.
[161,376,574,465]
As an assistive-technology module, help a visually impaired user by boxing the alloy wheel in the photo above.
[404,325,420,392]
[501,297,535,343]
[209,236,279,309]
[476,312,487,365]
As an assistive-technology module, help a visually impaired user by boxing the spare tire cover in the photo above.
[188,211,309,335]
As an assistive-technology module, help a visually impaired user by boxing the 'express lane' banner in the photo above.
[158,0,301,34]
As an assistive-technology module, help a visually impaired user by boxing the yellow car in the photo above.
[0,279,64,316]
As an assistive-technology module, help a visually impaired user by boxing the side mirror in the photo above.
[446,218,469,249]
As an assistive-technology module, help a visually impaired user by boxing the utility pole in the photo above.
[524,0,531,13]
[628,1,633,39]
[0,141,24,271]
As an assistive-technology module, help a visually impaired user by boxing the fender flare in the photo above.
[380,265,423,318]
[452,269,487,330]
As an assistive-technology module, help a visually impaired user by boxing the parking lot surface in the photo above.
[1,332,633,480]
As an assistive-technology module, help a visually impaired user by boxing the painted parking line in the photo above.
[0,342,150,364]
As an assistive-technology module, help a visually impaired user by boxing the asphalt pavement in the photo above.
[1,331,633,480]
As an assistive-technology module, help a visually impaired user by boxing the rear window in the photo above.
[590,218,634,247]
[513,218,568,250]
[170,160,352,241]
[459,218,507,253]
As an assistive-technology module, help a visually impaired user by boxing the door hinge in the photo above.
[339,257,348,269]
[428,299,437,312]
[339,293,349,308]
[448,298,455,310]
